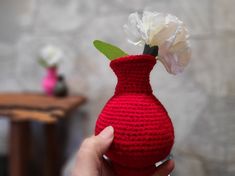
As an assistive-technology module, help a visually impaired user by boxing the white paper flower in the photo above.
[124,11,191,75]
[39,45,63,67]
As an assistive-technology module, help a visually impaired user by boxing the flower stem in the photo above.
[143,44,158,57]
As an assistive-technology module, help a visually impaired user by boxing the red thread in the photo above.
[95,55,174,176]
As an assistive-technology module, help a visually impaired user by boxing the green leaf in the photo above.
[93,40,128,60]
[38,58,48,68]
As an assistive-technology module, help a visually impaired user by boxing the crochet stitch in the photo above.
[95,55,174,176]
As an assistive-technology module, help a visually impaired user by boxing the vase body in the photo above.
[42,67,57,96]
[95,55,174,176]
[54,75,68,97]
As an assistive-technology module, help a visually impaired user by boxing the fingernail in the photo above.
[99,126,114,139]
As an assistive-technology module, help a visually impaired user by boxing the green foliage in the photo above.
[38,58,48,68]
[93,40,128,60]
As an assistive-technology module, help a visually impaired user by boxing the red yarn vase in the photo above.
[95,55,174,176]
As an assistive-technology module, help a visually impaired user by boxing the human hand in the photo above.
[71,126,174,176]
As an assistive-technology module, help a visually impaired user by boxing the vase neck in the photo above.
[47,67,57,78]
[110,55,156,95]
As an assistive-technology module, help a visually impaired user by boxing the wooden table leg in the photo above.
[44,124,59,176]
[9,121,30,176]
[58,118,69,164]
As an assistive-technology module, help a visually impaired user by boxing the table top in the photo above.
[0,93,86,123]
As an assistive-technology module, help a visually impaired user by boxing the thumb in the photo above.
[79,126,114,158]
[72,126,114,176]
[94,126,114,155]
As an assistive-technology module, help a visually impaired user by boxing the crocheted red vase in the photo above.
[95,55,174,176]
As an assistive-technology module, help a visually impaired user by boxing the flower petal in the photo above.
[169,41,189,53]
[177,47,192,66]
[173,25,189,45]
[123,12,143,45]
[124,11,191,74]
[40,45,63,66]
[159,40,191,74]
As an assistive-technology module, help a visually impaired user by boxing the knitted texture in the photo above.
[95,55,174,176]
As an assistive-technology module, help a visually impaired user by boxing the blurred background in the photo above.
[0,0,235,176]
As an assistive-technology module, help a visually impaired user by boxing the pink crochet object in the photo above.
[95,55,174,176]
[42,67,57,96]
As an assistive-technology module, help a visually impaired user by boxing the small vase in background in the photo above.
[38,44,64,96]
[54,75,68,97]
[42,67,58,96]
